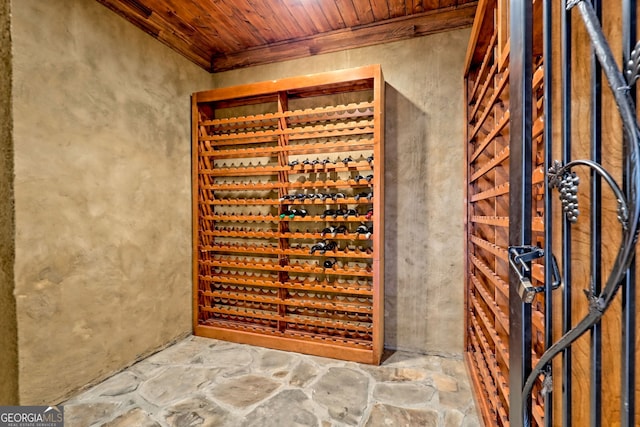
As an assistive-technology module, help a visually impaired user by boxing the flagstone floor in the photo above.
[63,335,480,426]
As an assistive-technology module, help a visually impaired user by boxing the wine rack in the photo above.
[464,0,510,424]
[192,65,384,364]
[464,1,546,426]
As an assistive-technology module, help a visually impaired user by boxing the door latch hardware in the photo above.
[509,245,561,303]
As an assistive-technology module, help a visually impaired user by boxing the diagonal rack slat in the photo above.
[191,65,385,364]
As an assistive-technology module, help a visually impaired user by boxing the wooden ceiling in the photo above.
[96,0,477,72]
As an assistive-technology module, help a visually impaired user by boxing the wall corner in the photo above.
[0,0,19,406]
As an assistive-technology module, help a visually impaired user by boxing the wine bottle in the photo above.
[292,209,307,218]
[366,225,373,239]
[324,241,337,252]
[332,193,346,200]
[333,225,348,236]
[323,258,337,268]
[365,208,373,220]
[288,160,299,167]
[354,191,373,201]
[356,224,369,236]
[333,209,345,218]
[320,209,335,219]
[343,209,358,218]
[321,226,335,237]
[279,209,307,219]
[310,242,326,254]
[310,240,336,254]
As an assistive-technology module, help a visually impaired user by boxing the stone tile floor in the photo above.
[63,335,480,426]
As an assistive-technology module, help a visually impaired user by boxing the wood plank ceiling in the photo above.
[95,0,477,72]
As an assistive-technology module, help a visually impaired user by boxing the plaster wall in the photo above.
[11,0,213,404]
[212,30,470,356]
[0,0,18,405]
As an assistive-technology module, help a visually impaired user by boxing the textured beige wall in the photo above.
[11,0,212,404]
[213,30,470,356]
[0,0,18,405]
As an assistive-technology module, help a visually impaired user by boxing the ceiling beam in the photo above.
[210,2,478,73]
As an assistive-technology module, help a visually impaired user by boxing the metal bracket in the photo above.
[509,245,561,303]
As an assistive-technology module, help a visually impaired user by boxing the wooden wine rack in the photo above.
[192,65,385,364]
[464,1,546,425]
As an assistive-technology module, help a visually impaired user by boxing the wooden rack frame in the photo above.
[191,65,385,364]
[464,0,513,425]
[464,0,547,425]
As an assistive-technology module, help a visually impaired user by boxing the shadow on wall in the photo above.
[383,82,428,351]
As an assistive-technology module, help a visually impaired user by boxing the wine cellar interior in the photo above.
[3,0,640,425]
